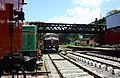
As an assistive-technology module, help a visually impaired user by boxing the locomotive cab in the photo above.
[44,33,59,53]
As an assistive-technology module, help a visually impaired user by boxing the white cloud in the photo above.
[117,7,120,10]
[67,7,101,24]
[48,16,69,23]
[47,0,111,24]
[48,7,101,24]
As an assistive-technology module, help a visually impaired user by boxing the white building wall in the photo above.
[106,12,120,29]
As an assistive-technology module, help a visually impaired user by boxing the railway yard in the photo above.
[1,1,120,78]
[40,47,120,78]
[1,46,120,78]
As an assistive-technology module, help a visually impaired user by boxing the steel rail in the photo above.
[85,53,120,64]
[59,53,103,78]
[2,71,51,75]
[70,52,120,69]
[48,54,64,78]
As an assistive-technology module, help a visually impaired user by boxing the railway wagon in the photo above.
[0,0,27,77]
[0,0,25,58]
[44,33,59,53]
[21,25,40,57]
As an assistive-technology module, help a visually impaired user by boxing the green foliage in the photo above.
[58,33,100,47]
[106,9,120,16]
[82,34,99,43]
[92,9,120,25]
[58,33,79,45]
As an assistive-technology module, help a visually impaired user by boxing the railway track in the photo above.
[61,49,120,78]
[86,52,120,63]
[43,53,106,78]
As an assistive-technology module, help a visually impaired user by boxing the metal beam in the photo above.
[29,22,106,34]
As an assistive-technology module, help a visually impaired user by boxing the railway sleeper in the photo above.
[64,53,120,77]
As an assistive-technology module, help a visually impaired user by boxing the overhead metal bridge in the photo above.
[29,22,106,34]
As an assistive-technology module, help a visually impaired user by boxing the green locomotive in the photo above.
[21,25,38,57]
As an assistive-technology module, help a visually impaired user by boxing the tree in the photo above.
[58,33,79,45]
[106,9,120,16]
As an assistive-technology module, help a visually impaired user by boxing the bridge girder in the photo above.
[29,22,106,34]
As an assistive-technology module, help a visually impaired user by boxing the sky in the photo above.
[23,0,120,24]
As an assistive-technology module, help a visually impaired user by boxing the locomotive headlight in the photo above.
[49,46,51,47]
[53,46,55,47]
[52,48,56,50]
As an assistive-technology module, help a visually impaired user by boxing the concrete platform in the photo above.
[67,46,120,58]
